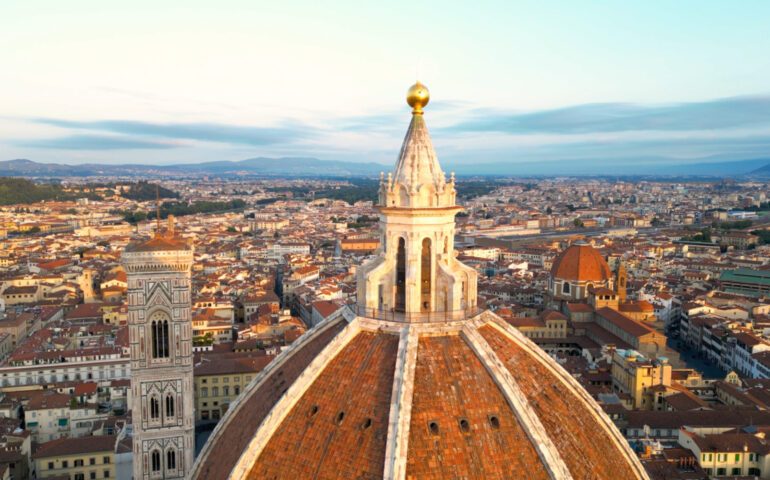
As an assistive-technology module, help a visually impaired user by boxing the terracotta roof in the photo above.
[480,324,639,479]
[550,244,611,282]
[33,435,116,459]
[194,314,646,479]
[406,335,549,478]
[248,332,398,478]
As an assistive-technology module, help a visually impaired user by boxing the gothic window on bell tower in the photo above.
[150,395,160,422]
[165,393,175,418]
[150,311,170,359]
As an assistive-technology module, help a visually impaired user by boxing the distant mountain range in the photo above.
[1,157,769,178]
[0,157,385,177]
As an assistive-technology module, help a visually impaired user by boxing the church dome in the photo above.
[192,312,647,479]
[192,85,647,480]
[550,243,611,283]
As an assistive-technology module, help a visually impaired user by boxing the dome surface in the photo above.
[550,243,611,283]
[192,311,648,480]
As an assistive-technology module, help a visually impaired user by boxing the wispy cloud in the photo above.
[32,118,315,146]
[15,135,178,150]
[442,96,770,135]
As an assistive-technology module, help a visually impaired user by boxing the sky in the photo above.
[1,0,770,170]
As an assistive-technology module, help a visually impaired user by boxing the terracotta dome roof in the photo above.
[192,311,647,479]
[550,243,611,283]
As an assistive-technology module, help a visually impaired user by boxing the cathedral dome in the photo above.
[192,84,647,480]
[550,242,611,283]
[192,312,647,479]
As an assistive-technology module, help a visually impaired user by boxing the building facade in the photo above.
[123,233,195,479]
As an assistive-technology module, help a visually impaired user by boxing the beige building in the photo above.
[611,349,672,410]
[193,353,273,422]
[33,435,117,479]
[678,427,767,478]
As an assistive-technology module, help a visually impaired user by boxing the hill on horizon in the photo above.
[2,156,769,178]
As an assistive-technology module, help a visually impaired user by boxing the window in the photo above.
[717,468,726,475]
[104,470,111,478]
[103,456,110,464]
[735,454,741,462]
[562,282,571,294]
[213,387,219,397]
[234,386,240,395]
[150,313,170,359]
[223,386,229,396]
[167,449,176,470]
[165,394,175,418]
[48,462,54,469]
[63,460,69,468]
[732,468,742,475]
[91,472,97,480]
[201,387,208,397]
[75,459,84,467]
[150,396,160,420]
[75,474,85,480]
[151,450,161,472]
[90,457,96,465]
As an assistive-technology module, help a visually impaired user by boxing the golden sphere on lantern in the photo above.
[406,81,429,113]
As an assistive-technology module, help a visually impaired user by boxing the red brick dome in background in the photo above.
[550,242,612,283]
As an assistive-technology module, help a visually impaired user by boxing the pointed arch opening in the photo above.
[151,449,161,472]
[421,238,432,312]
[149,311,170,359]
[395,237,406,312]
[167,448,177,471]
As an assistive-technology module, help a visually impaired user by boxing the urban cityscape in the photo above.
[3,2,770,480]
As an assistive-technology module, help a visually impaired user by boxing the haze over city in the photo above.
[2,1,770,172]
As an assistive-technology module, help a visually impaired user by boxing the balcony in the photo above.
[349,305,482,324]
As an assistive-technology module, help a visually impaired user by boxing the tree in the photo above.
[651,217,665,227]
[546,207,552,215]
[573,218,584,228]
[226,226,237,233]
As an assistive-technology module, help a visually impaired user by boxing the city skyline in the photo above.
[2,1,770,169]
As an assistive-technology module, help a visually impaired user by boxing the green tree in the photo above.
[573,218,584,228]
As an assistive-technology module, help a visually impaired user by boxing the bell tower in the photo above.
[123,225,195,480]
[356,82,478,319]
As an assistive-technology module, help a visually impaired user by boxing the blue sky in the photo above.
[1,0,769,169]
